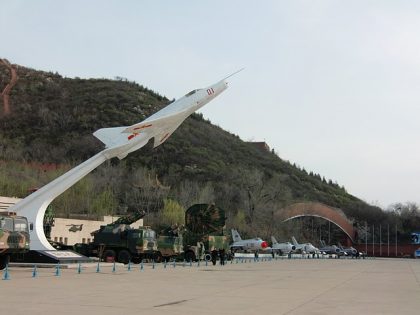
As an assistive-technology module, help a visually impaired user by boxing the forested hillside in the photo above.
[2,60,416,240]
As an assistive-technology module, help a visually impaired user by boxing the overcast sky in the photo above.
[1,1,420,208]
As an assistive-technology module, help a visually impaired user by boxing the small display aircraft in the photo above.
[230,229,268,252]
[291,236,318,254]
[271,236,296,255]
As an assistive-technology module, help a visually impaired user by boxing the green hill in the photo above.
[0,61,400,239]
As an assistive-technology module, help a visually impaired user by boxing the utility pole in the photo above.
[379,224,382,257]
[328,221,331,244]
[365,221,367,255]
[395,224,398,257]
[373,224,375,257]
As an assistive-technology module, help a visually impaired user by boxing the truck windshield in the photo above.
[0,217,13,230]
[14,218,28,232]
[144,230,155,239]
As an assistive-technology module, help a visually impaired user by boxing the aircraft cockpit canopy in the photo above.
[185,89,200,97]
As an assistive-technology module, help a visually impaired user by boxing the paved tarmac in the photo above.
[1,258,420,315]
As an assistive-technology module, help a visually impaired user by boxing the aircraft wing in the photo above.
[122,110,189,135]
[152,122,183,148]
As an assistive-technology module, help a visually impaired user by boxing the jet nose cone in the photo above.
[291,245,296,251]
[261,241,268,249]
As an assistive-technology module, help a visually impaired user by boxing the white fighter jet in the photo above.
[291,236,318,254]
[271,236,296,255]
[230,229,268,252]
[94,69,243,160]
[11,70,241,251]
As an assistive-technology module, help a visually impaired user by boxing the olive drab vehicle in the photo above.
[183,204,229,262]
[74,210,164,264]
[157,225,184,261]
[0,212,30,269]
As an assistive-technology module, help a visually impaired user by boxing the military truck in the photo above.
[156,225,184,261]
[182,204,230,262]
[74,210,167,264]
[0,212,30,269]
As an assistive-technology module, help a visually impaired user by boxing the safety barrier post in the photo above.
[96,262,101,273]
[55,264,61,277]
[2,264,10,280]
[32,265,38,278]
[77,263,82,274]
[112,261,116,273]
[128,261,132,272]
[140,260,144,272]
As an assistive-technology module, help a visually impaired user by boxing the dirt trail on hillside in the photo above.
[1,58,18,116]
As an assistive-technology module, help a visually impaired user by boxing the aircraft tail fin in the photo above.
[320,240,326,247]
[231,229,242,242]
[291,236,298,246]
[271,236,278,244]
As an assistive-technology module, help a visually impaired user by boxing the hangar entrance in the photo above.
[273,202,356,246]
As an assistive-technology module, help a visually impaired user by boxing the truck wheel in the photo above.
[154,252,162,263]
[117,250,131,264]
[0,255,9,270]
[185,251,196,262]
[103,250,116,262]
[204,253,212,262]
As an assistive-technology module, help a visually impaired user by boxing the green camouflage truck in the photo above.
[157,235,184,260]
[182,204,230,262]
[78,225,162,264]
[183,233,229,262]
[0,212,30,269]
[74,210,175,264]
[154,225,184,261]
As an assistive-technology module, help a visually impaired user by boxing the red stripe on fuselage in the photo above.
[133,124,153,131]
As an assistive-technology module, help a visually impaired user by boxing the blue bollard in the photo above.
[55,264,61,277]
[32,265,38,278]
[197,259,200,267]
[205,259,208,267]
[164,260,167,269]
[77,263,82,274]
[173,259,176,268]
[152,260,155,269]
[189,260,192,267]
[140,260,144,272]
[128,261,132,272]
[112,261,116,273]
[2,264,10,280]
[96,262,101,273]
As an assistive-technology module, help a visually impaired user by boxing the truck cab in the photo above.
[0,212,30,269]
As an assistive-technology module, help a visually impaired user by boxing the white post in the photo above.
[9,149,117,250]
